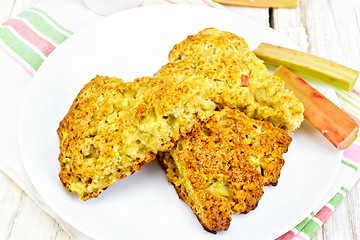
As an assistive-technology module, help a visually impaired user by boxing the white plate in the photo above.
[19,5,342,240]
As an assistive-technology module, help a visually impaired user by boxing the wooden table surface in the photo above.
[0,0,359,239]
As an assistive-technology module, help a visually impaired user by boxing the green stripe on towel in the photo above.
[301,219,320,237]
[0,27,43,70]
[341,159,359,171]
[17,11,68,45]
[328,192,345,208]
[294,212,315,232]
[341,187,349,194]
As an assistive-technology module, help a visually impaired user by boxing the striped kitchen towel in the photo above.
[0,0,359,239]
[0,7,73,76]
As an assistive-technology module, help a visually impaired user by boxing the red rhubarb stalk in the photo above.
[274,65,359,150]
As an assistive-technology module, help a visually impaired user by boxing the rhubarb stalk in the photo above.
[213,0,297,8]
[274,65,359,150]
[254,43,359,91]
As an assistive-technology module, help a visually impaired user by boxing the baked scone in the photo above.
[167,28,304,132]
[58,28,303,200]
[158,108,292,233]
[58,72,220,200]
[58,76,155,200]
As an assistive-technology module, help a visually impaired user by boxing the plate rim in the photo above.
[18,5,343,240]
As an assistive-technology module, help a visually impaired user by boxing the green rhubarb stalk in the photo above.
[274,65,359,150]
[213,0,297,8]
[254,43,359,91]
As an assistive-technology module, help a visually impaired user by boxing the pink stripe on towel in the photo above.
[3,18,56,57]
[344,143,360,164]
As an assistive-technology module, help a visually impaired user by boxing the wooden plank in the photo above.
[215,0,297,8]
[0,171,70,240]
[272,0,360,70]
[318,182,360,240]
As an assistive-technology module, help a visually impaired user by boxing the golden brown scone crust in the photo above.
[58,72,219,200]
[58,76,155,200]
[158,108,292,233]
[166,28,304,132]
[58,28,302,200]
